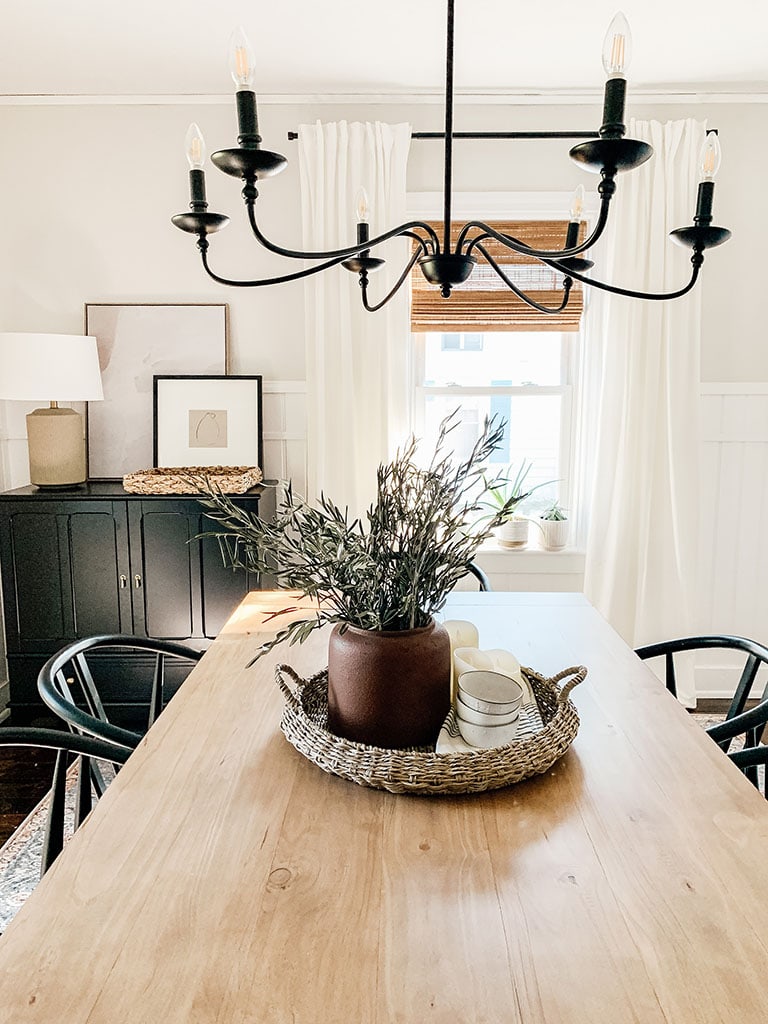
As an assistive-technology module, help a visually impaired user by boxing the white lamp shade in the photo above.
[0,333,103,402]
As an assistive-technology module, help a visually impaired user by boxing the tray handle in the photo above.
[276,663,307,707]
[549,665,588,704]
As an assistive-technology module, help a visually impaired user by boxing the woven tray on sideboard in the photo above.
[123,466,263,495]
[276,663,586,796]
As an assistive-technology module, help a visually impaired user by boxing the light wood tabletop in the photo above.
[1,591,767,1023]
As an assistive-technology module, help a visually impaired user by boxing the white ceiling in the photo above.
[1,0,766,98]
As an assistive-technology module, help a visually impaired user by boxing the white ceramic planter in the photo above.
[538,518,569,551]
[496,518,529,549]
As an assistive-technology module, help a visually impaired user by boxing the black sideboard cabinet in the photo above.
[0,481,273,722]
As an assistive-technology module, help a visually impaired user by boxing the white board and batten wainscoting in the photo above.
[0,381,767,702]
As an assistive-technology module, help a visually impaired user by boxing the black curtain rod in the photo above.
[286,130,600,141]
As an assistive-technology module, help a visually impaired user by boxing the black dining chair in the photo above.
[37,635,203,755]
[719,742,768,796]
[0,727,131,876]
[634,634,768,712]
[706,704,768,793]
[635,634,768,795]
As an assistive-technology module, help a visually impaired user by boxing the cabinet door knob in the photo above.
[120,574,128,589]
[134,574,143,589]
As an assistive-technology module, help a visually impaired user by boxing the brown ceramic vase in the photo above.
[327,619,451,749]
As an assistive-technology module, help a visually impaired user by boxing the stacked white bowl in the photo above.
[456,670,524,748]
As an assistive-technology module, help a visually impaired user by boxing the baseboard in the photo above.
[695,664,768,701]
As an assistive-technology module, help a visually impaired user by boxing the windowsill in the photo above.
[475,539,585,574]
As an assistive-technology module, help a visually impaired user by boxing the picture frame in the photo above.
[153,375,263,470]
[84,303,229,479]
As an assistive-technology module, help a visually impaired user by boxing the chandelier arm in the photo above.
[199,243,353,288]
[246,200,439,260]
[476,245,574,314]
[458,195,612,260]
[544,255,703,301]
[360,248,425,313]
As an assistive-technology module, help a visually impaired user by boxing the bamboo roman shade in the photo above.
[411,220,585,332]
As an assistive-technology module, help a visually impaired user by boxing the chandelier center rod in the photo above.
[442,0,456,255]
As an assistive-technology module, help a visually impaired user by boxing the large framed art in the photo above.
[84,303,229,479]
[153,375,263,470]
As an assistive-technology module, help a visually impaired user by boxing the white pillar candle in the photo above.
[442,620,480,701]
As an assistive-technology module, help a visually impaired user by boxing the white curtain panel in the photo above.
[580,118,706,705]
[298,121,412,517]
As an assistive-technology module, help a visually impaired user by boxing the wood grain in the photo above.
[0,591,767,1022]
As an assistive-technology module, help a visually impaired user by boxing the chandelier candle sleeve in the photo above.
[565,185,585,248]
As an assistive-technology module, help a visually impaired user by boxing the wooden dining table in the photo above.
[0,590,767,1023]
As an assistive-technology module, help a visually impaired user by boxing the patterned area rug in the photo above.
[0,792,67,933]
[0,714,754,933]
[0,762,115,934]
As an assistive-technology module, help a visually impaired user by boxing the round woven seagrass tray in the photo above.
[276,663,586,796]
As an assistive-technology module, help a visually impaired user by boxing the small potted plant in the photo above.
[479,461,551,549]
[196,413,520,749]
[537,500,569,551]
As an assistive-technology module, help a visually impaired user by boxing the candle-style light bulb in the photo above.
[602,12,632,78]
[569,184,585,223]
[356,187,370,224]
[355,187,371,247]
[699,132,722,182]
[185,123,206,169]
[228,26,256,89]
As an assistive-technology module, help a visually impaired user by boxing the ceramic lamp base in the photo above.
[26,406,86,488]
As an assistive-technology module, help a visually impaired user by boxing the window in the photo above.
[413,331,574,510]
[411,217,584,519]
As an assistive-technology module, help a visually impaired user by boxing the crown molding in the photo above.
[0,89,767,107]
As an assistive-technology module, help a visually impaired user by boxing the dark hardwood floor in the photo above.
[0,714,60,848]
[0,747,56,846]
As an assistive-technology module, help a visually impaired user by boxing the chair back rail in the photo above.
[38,635,203,750]
[0,726,130,875]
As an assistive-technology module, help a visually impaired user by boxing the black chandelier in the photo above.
[172,3,731,314]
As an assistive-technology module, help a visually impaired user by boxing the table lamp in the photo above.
[0,333,103,488]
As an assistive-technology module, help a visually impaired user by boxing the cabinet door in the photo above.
[0,502,127,654]
[0,510,70,651]
[129,505,197,640]
[69,505,131,637]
